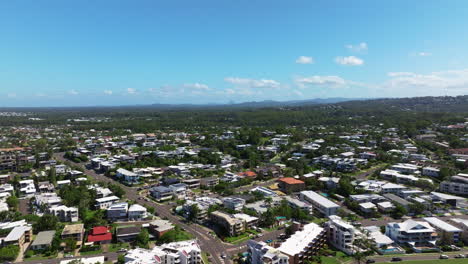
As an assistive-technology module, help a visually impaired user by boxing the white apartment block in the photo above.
[326,215,362,255]
[48,205,79,222]
[95,195,120,210]
[300,191,339,217]
[278,222,327,264]
[125,240,202,264]
[385,220,438,252]
[248,240,289,264]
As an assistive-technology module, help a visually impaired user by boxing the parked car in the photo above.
[65,255,74,258]
[391,257,402,262]
[455,254,466,258]
[439,255,449,259]
[366,259,375,263]
[117,248,128,253]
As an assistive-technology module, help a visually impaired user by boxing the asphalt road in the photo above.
[370,250,468,263]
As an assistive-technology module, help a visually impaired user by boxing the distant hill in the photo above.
[147,97,364,109]
[336,95,468,113]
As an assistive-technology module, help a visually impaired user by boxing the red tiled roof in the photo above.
[87,226,112,242]
[238,171,257,177]
[277,177,304,185]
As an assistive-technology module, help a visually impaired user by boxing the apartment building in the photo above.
[223,197,246,212]
[248,240,289,264]
[48,205,79,222]
[200,177,219,188]
[277,177,306,194]
[424,217,462,243]
[300,191,339,217]
[125,240,202,264]
[439,173,468,196]
[150,186,174,202]
[385,220,439,252]
[209,211,245,236]
[278,222,327,264]
[325,215,362,255]
[61,224,85,247]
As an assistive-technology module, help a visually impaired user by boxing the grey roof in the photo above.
[383,193,412,206]
[31,230,55,247]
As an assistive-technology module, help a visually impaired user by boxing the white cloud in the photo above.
[295,75,347,88]
[295,56,314,64]
[104,90,113,95]
[224,77,281,89]
[183,83,210,91]
[387,72,413,77]
[7,93,16,98]
[417,52,432,57]
[335,56,364,66]
[68,89,78,95]
[346,42,368,52]
[127,88,137,94]
[385,69,468,91]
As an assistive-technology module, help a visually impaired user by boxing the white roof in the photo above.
[96,195,120,203]
[359,202,376,209]
[5,225,31,242]
[423,217,462,233]
[278,223,324,256]
[60,256,105,264]
[431,192,466,201]
[129,204,147,212]
[300,190,339,209]
[233,213,258,223]
[377,201,394,208]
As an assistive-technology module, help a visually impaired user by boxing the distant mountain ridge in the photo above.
[147,97,366,109]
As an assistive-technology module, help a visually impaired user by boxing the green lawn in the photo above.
[224,233,251,244]
[25,253,58,261]
[376,260,467,264]
[321,257,341,264]
[80,249,103,256]
[108,242,131,252]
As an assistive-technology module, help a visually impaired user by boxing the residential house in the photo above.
[116,226,141,242]
[107,202,129,221]
[150,186,173,202]
[128,204,148,221]
[30,230,55,251]
[424,217,462,243]
[248,240,289,264]
[87,226,112,245]
[61,224,85,248]
[3,225,32,246]
[95,195,120,210]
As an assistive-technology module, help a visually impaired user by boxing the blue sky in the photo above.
[1,1,468,106]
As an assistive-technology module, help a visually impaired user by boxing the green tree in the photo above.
[117,254,126,264]
[64,237,77,252]
[33,214,59,233]
[6,195,19,210]
[48,167,57,185]
[136,228,150,248]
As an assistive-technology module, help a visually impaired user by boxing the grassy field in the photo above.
[376,259,467,264]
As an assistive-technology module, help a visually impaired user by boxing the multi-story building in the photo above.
[300,191,339,217]
[95,195,120,210]
[128,204,148,221]
[124,240,202,264]
[209,211,245,236]
[48,205,79,222]
[248,240,289,264]
[150,186,173,202]
[424,217,462,243]
[116,168,140,183]
[222,197,246,212]
[200,177,219,188]
[107,202,129,221]
[278,222,327,264]
[61,224,85,248]
[326,215,362,255]
[439,174,468,196]
[385,220,439,252]
[277,177,306,194]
